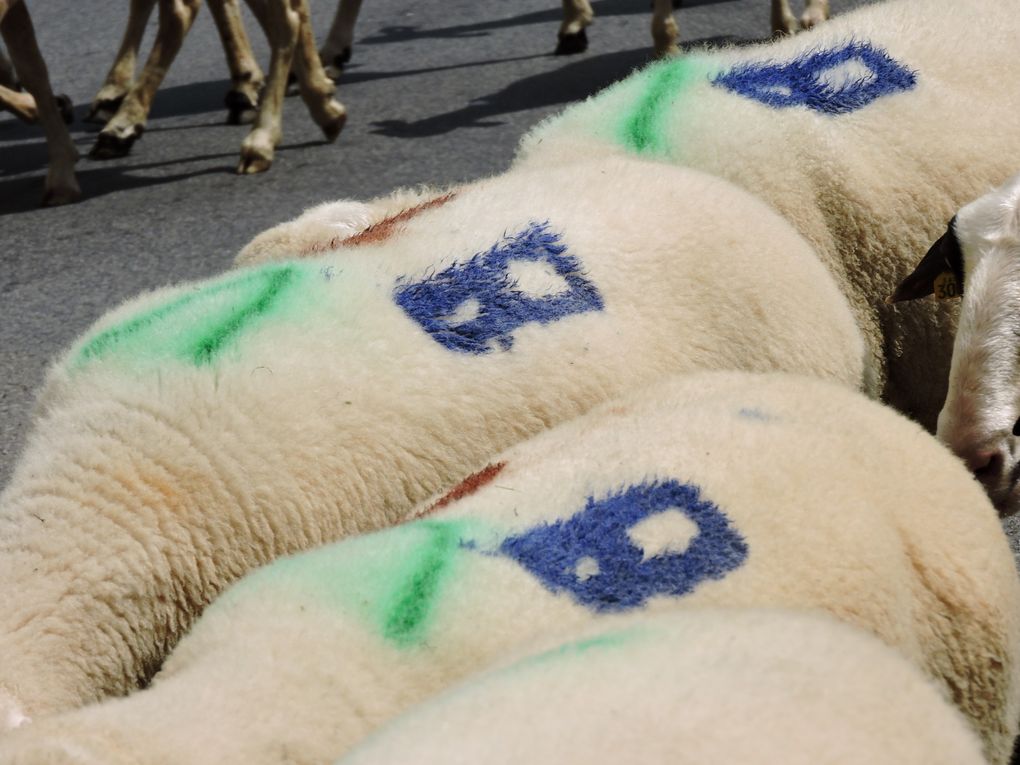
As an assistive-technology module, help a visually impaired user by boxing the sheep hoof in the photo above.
[89,126,142,159]
[85,96,124,125]
[236,154,272,175]
[555,29,588,55]
[323,48,351,81]
[41,181,82,207]
[236,146,273,175]
[224,89,258,125]
[55,94,74,125]
[319,104,347,143]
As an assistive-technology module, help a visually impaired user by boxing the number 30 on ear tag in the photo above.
[934,271,960,300]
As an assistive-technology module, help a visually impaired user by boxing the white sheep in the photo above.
[0,155,865,730]
[0,371,1014,764]
[340,609,987,765]
[515,0,1020,430]
[889,173,1020,515]
[0,1,79,205]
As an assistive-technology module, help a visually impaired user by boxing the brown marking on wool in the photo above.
[419,461,508,518]
[304,193,456,255]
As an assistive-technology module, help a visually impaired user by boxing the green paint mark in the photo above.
[190,266,296,364]
[382,521,461,647]
[620,57,701,155]
[75,263,305,369]
[226,517,497,649]
[516,626,648,670]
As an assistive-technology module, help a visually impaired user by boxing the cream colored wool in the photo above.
[516,0,1020,429]
[1,372,1015,765]
[0,156,864,727]
[235,186,441,267]
[340,609,988,765]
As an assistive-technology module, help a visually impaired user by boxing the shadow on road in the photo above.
[0,138,328,216]
[368,35,748,138]
[359,0,741,46]
[370,47,650,137]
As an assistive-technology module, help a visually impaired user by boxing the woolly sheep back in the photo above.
[1,372,1015,765]
[0,156,864,726]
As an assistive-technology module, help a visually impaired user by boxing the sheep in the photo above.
[515,0,1020,431]
[339,609,987,765]
[888,173,1020,516]
[0,1,79,205]
[88,0,344,174]
[0,370,1015,764]
[0,154,865,731]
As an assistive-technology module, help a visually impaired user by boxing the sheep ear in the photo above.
[887,217,964,303]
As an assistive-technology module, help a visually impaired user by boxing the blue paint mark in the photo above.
[713,41,916,115]
[394,222,604,354]
[499,480,747,612]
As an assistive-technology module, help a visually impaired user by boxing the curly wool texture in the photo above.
[0,156,865,728]
[1,372,1015,765]
[517,0,1020,429]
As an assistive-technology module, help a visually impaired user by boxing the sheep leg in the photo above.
[236,0,296,173]
[291,0,346,138]
[87,0,157,124]
[206,0,264,125]
[555,0,593,55]
[0,81,35,120]
[0,1,80,205]
[0,44,18,88]
[799,0,830,30]
[651,0,679,57]
[237,0,345,174]
[770,0,799,35]
[318,0,363,80]
[91,0,202,160]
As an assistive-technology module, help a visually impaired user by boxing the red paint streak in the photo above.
[303,192,456,254]
[419,461,508,517]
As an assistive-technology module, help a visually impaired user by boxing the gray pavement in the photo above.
[6,0,1019,562]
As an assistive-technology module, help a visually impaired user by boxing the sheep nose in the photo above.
[967,448,1004,481]
[966,446,999,477]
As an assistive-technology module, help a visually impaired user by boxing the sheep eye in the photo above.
[1013,419,1020,437]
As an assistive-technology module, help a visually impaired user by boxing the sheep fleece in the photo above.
[341,609,987,765]
[517,0,1020,430]
[0,372,1015,765]
[0,157,864,725]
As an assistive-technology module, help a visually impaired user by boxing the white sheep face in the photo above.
[933,174,1020,514]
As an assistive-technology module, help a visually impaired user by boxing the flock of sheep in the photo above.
[3,0,1020,763]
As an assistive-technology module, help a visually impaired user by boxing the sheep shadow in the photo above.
[358,0,742,46]
[0,138,327,216]
[368,36,747,138]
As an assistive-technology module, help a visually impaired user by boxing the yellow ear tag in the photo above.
[933,271,960,300]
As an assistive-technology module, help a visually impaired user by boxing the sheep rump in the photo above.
[0,371,1014,765]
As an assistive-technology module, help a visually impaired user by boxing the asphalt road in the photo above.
[7,0,1019,560]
